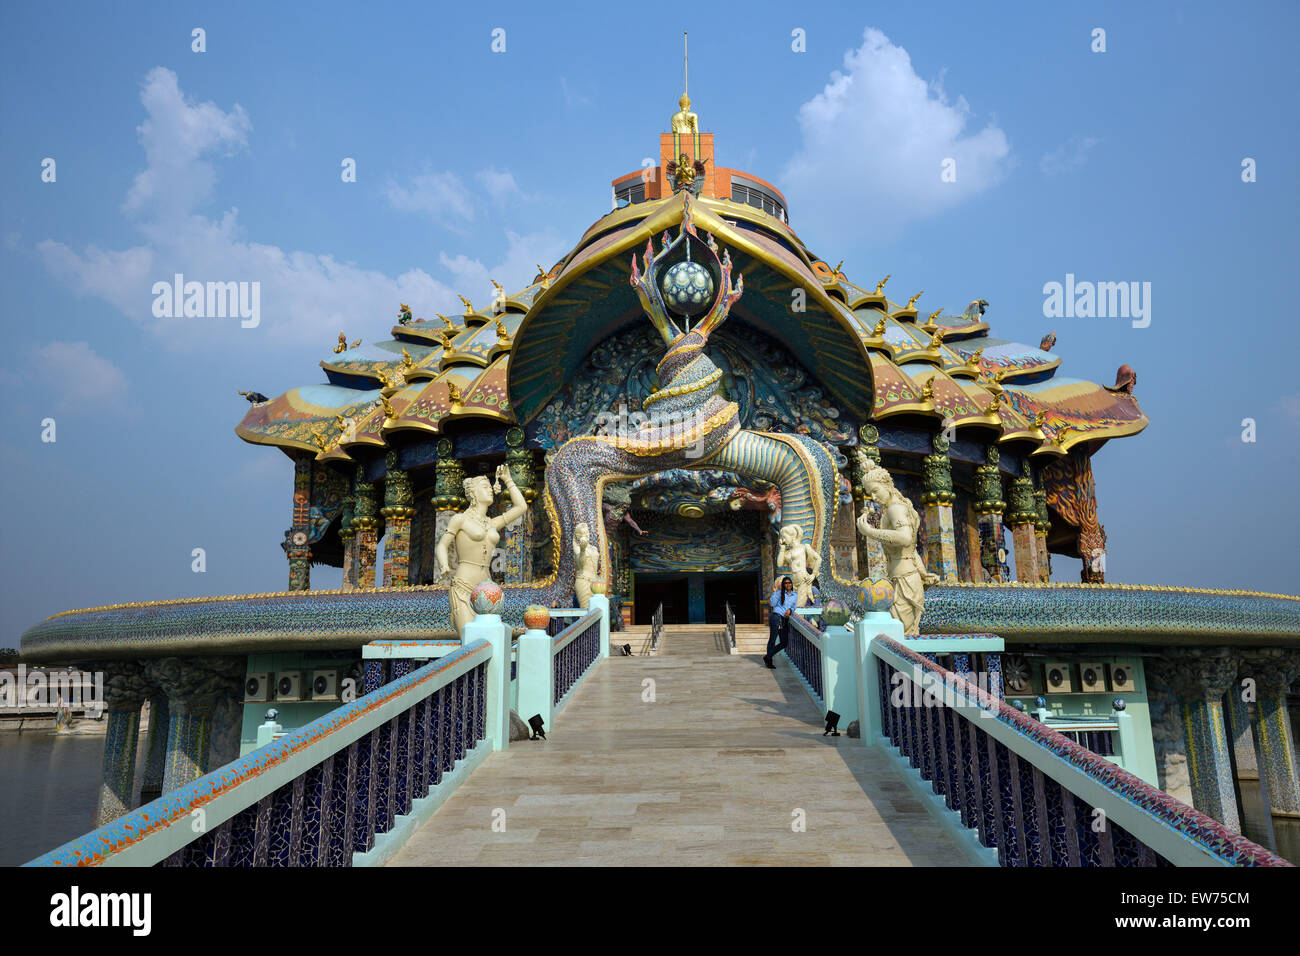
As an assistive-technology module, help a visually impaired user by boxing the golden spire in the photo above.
[671,32,698,135]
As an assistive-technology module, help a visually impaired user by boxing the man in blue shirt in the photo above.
[764,576,797,669]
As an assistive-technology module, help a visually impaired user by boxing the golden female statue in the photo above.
[856,462,939,633]
[435,465,527,632]
[573,522,600,609]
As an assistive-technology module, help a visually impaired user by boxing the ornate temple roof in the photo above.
[236,161,1146,464]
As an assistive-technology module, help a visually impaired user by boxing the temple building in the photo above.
[236,93,1147,626]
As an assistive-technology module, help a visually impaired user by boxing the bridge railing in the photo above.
[25,639,494,868]
[649,602,664,652]
[865,633,1291,867]
[787,612,825,708]
[516,596,608,737]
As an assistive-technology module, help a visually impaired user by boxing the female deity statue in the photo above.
[573,522,600,609]
[436,464,528,632]
[855,463,939,634]
[777,523,821,608]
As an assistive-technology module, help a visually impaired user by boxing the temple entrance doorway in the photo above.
[634,571,760,625]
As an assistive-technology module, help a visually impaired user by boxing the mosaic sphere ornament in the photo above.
[470,580,505,615]
[661,260,714,316]
[859,579,894,612]
[821,600,850,627]
[523,605,550,630]
[591,579,607,595]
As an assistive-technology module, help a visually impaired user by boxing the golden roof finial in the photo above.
[906,290,924,309]
[378,395,396,420]
[874,274,891,296]
[333,332,347,354]
[671,32,699,135]
[437,329,455,351]
[833,260,844,275]
[927,328,946,350]
[311,429,330,452]
[436,313,454,329]
[447,381,464,408]
[458,294,474,315]
[401,348,413,368]
[985,393,1003,415]
[966,347,985,369]
[920,378,935,401]
[926,308,943,327]
[535,265,551,289]
[872,316,888,337]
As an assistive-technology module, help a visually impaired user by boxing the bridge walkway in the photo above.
[389,636,964,866]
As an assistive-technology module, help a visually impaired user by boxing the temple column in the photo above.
[1224,676,1259,779]
[353,475,381,589]
[502,439,539,584]
[920,434,958,582]
[1033,472,1051,582]
[137,693,170,805]
[852,425,887,582]
[973,446,1007,583]
[151,657,244,794]
[1007,473,1040,583]
[1241,650,1300,816]
[432,439,466,584]
[339,476,358,590]
[95,661,148,826]
[381,450,415,588]
[286,453,312,590]
[1155,648,1240,830]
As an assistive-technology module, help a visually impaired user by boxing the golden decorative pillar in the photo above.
[920,434,958,583]
[381,450,416,587]
[851,425,887,582]
[1033,469,1051,581]
[431,438,467,582]
[1006,473,1041,582]
[353,475,381,589]
[973,445,1006,582]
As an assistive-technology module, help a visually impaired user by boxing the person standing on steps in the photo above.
[764,576,797,669]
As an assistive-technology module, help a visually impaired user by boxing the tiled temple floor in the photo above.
[390,630,967,866]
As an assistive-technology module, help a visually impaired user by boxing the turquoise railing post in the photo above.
[256,709,284,747]
[590,593,611,658]
[463,610,510,751]
[517,622,554,735]
[855,612,903,744]
[821,624,859,729]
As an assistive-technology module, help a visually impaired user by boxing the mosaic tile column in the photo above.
[151,657,244,794]
[921,435,957,583]
[353,476,381,590]
[850,429,887,581]
[1161,648,1240,830]
[502,443,538,584]
[95,661,148,826]
[381,450,415,588]
[1007,475,1040,583]
[431,441,466,583]
[1224,678,1259,779]
[1033,476,1052,582]
[973,446,1007,583]
[1242,650,1300,816]
[137,694,170,805]
[286,454,312,590]
[339,484,358,590]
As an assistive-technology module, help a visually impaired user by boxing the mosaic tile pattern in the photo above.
[874,640,1291,866]
[27,641,491,867]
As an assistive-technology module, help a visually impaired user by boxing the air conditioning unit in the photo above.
[276,670,305,701]
[1043,662,1074,694]
[244,672,273,702]
[310,669,339,701]
[1078,662,1107,693]
[1109,662,1136,694]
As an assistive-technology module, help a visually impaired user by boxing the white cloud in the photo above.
[476,167,520,206]
[385,171,476,223]
[781,27,1010,240]
[36,68,562,351]
[1280,392,1300,424]
[439,230,569,305]
[1040,136,1100,177]
[22,341,130,413]
[123,66,251,219]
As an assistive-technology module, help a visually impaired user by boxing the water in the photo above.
[0,731,139,866]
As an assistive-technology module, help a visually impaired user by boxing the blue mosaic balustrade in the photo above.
[872,640,1291,867]
[27,641,491,867]
[552,614,600,705]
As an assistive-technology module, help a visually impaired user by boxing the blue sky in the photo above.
[2,0,1298,644]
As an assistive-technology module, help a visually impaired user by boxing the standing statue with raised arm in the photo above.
[436,465,528,633]
[777,523,821,608]
[855,462,939,634]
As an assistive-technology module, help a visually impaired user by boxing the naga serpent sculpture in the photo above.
[527,193,878,618]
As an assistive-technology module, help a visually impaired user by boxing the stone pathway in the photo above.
[389,643,966,866]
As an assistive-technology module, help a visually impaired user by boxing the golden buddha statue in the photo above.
[671,94,698,136]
